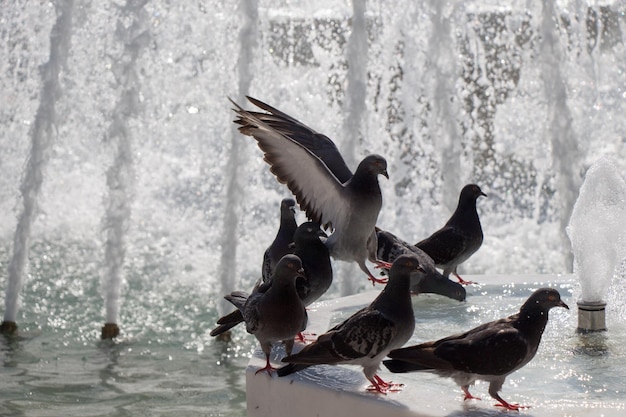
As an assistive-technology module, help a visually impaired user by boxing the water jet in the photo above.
[567,157,626,334]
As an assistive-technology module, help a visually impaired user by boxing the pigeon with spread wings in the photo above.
[232,96,390,285]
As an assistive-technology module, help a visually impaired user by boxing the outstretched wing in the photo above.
[232,98,349,231]
[243,96,353,183]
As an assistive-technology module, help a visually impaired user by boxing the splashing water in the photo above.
[567,157,626,303]
[2,0,74,323]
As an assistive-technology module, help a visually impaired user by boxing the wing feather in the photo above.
[232,100,349,232]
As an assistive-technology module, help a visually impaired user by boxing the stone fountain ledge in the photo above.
[246,273,623,417]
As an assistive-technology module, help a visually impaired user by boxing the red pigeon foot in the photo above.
[368,274,389,286]
[495,399,529,411]
[255,357,277,376]
[462,386,481,401]
[453,272,476,285]
[296,331,317,343]
[366,375,404,394]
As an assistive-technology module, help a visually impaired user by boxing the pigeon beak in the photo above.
[288,242,295,249]
[481,191,487,198]
[297,267,305,276]
[382,169,389,179]
[559,300,569,310]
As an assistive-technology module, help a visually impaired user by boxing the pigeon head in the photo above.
[358,154,389,179]
[390,254,425,276]
[411,273,467,302]
[273,255,305,283]
[281,198,297,217]
[293,222,327,245]
[461,184,487,201]
[522,288,569,314]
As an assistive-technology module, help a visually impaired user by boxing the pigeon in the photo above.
[223,254,308,376]
[210,198,297,337]
[375,227,466,301]
[415,184,487,285]
[211,222,332,339]
[277,254,423,394]
[292,221,333,306]
[383,288,569,410]
[232,96,391,285]
[262,198,298,282]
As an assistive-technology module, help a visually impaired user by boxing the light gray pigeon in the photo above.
[277,254,422,393]
[415,184,487,285]
[232,96,391,285]
[375,227,466,302]
[384,288,569,410]
[262,198,298,282]
[224,254,308,375]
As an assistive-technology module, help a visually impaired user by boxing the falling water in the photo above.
[217,0,258,313]
[539,0,582,272]
[338,0,368,296]
[2,0,74,328]
[426,0,463,212]
[100,0,151,331]
[0,0,624,340]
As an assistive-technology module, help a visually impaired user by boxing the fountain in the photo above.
[1,0,626,415]
[567,157,626,333]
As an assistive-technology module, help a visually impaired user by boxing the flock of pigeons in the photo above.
[211,97,570,411]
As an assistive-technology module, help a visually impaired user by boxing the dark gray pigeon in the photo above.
[375,227,466,302]
[211,198,297,338]
[232,96,391,285]
[210,222,332,339]
[277,254,422,394]
[262,198,298,282]
[415,184,487,285]
[223,254,308,376]
[384,288,569,410]
[292,221,333,306]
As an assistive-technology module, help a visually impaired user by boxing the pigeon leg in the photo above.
[493,395,529,411]
[366,375,404,394]
[360,263,389,285]
[255,354,277,376]
[453,271,476,285]
[462,386,481,401]
[295,331,317,344]
[373,374,404,391]
[368,273,389,285]
[375,260,393,270]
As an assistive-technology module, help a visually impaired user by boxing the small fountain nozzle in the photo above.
[577,300,607,333]
[101,322,120,339]
[0,321,18,336]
